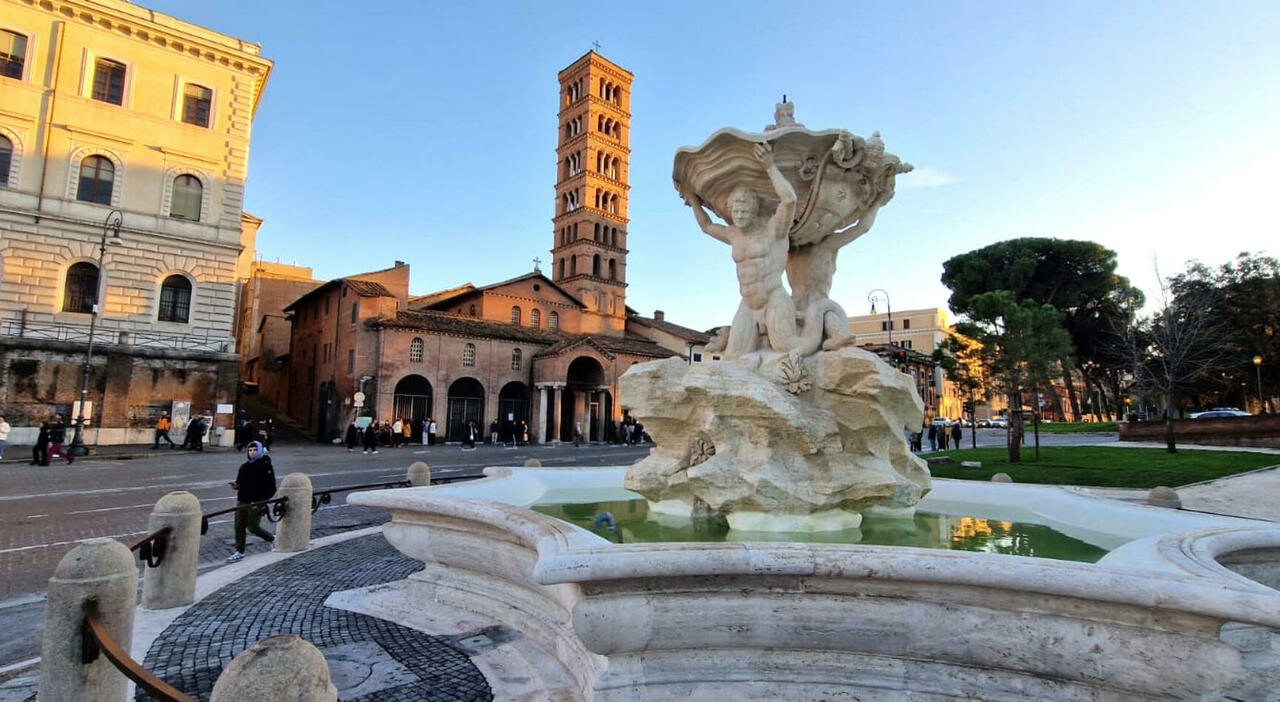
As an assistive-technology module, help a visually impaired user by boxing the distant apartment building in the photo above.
[849,307,965,420]
[235,260,321,410]
[0,0,271,444]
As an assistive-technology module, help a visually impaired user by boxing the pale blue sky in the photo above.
[151,0,1280,330]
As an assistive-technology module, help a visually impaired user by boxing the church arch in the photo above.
[446,377,485,442]
[393,374,432,442]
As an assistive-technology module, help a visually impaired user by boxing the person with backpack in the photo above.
[226,440,276,562]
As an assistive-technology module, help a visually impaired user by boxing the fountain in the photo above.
[342,105,1280,700]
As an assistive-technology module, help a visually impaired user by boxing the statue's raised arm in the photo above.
[755,142,796,241]
[680,183,731,244]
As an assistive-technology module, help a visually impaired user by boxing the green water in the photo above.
[532,499,1108,563]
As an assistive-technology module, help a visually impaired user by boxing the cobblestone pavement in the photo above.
[139,534,491,702]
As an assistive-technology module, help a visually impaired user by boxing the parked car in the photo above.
[989,417,1008,428]
[1191,410,1252,419]
[977,419,992,428]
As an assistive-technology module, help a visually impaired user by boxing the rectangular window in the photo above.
[351,301,358,324]
[692,352,703,362]
[1,30,26,80]
[347,350,355,373]
[881,321,894,331]
[91,58,126,105]
[181,83,212,127]
[903,319,911,330]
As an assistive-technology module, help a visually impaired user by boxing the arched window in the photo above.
[409,337,424,362]
[511,348,522,370]
[558,258,565,279]
[611,228,618,247]
[594,222,600,240]
[170,174,202,220]
[0,135,11,186]
[463,343,476,367]
[510,306,521,325]
[548,311,559,331]
[77,155,114,204]
[157,274,192,322]
[63,262,99,313]
[608,259,616,280]
[592,254,601,277]
[570,256,577,276]
[530,309,540,328]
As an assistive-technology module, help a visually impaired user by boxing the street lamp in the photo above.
[69,210,122,457]
[867,289,893,346]
[1255,355,1265,414]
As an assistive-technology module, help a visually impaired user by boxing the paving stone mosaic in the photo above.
[138,535,492,702]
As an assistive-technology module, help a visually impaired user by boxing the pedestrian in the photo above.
[573,421,584,447]
[427,418,437,446]
[402,418,412,446]
[518,419,528,447]
[926,424,937,451]
[46,415,73,465]
[153,412,176,449]
[31,421,49,465]
[381,420,393,447]
[0,416,10,459]
[463,420,477,449]
[489,419,499,445]
[420,418,429,445]
[635,421,647,444]
[392,418,403,448]
[951,422,962,449]
[261,418,274,449]
[345,420,360,452]
[225,440,276,562]
[940,422,950,450]
[362,420,379,454]
[188,416,205,452]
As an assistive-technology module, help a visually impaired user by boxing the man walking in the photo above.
[153,412,176,449]
[362,420,379,455]
[926,423,937,451]
[226,441,276,562]
[0,416,9,459]
[31,421,49,465]
[45,415,73,465]
[427,418,437,446]
[951,422,963,449]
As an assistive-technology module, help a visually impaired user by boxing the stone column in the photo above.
[549,386,562,443]
[535,386,548,444]
[595,389,608,442]
[39,538,137,702]
[211,634,337,702]
[141,491,202,610]
[274,473,313,553]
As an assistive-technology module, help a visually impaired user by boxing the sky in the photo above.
[147,0,1280,331]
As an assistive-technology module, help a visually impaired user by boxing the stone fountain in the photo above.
[624,100,925,531]
[342,104,1280,701]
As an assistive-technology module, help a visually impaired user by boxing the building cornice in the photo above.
[555,171,631,193]
[558,95,631,120]
[20,0,273,112]
[60,124,135,146]
[552,206,628,226]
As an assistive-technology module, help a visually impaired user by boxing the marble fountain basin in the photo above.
[345,466,1280,701]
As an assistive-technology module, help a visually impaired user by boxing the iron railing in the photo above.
[82,599,198,702]
[200,497,289,535]
[0,319,232,353]
[128,527,172,569]
[309,474,478,511]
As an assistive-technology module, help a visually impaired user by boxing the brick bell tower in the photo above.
[551,51,633,336]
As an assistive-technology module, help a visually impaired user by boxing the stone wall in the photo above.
[0,337,238,445]
[1119,414,1280,449]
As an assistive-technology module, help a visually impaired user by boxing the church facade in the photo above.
[280,52,710,443]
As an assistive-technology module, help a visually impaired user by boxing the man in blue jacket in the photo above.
[226,440,276,562]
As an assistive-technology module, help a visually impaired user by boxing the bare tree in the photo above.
[1129,274,1231,453]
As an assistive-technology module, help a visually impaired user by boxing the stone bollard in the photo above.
[407,461,431,487]
[274,473,313,552]
[141,491,202,610]
[1147,485,1182,509]
[523,458,542,468]
[991,473,1013,483]
[210,635,337,702]
[39,538,137,702]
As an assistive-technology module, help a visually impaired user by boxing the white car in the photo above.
[1191,410,1252,419]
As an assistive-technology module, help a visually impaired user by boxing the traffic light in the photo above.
[894,349,908,366]
[963,401,974,414]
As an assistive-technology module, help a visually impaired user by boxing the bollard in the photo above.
[1147,485,1182,509]
[990,472,1013,483]
[407,461,431,487]
[141,491,202,610]
[523,458,542,468]
[274,473,312,552]
[39,538,137,702]
[210,635,337,702]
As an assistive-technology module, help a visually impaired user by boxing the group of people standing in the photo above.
[908,421,963,452]
[152,411,219,452]
[345,416,440,454]
[28,415,73,465]
[488,417,530,447]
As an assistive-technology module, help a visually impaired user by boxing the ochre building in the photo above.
[0,0,271,444]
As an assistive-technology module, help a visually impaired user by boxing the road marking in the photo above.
[0,656,39,675]
[0,530,148,555]
[24,515,48,519]
[0,468,402,503]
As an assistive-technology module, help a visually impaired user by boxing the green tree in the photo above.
[942,238,1136,421]
[954,291,1074,463]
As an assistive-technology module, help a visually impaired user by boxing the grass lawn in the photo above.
[1032,421,1118,434]
[928,445,1279,488]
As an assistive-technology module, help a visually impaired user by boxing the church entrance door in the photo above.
[446,377,485,443]
[393,375,433,443]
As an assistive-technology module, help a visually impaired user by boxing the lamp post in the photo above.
[1255,355,1265,414]
[867,289,892,346]
[69,210,121,457]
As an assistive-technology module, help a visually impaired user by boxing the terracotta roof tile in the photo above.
[629,315,713,343]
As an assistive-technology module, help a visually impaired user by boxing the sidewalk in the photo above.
[0,442,238,465]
